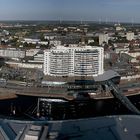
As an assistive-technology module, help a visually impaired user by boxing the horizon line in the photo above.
[0,19,140,24]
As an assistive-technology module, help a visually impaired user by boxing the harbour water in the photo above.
[0,93,139,120]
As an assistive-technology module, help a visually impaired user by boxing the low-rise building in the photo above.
[0,48,25,58]
[126,32,134,41]
[99,33,108,45]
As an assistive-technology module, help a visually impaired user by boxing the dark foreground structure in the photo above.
[1,115,140,140]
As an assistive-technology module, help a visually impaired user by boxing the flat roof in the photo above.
[48,115,140,140]
[45,45,103,51]
[94,70,120,82]
[0,115,140,140]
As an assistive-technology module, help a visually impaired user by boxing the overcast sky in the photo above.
[0,0,140,22]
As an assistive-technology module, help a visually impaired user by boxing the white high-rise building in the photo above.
[126,32,134,41]
[99,33,108,45]
[44,46,104,76]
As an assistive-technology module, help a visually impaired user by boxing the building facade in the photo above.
[99,33,108,45]
[44,46,104,76]
[0,48,25,58]
[126,32,134,41]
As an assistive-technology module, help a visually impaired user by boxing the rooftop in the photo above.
[0,115,140,140]
[46,45,103,51]
[94,70,120,82]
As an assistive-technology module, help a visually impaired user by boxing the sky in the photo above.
[0,0,140,22]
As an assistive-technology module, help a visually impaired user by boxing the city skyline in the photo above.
[0,0,140,23]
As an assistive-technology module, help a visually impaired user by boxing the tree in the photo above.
[128,44,134,51]
[23,42,29,48]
